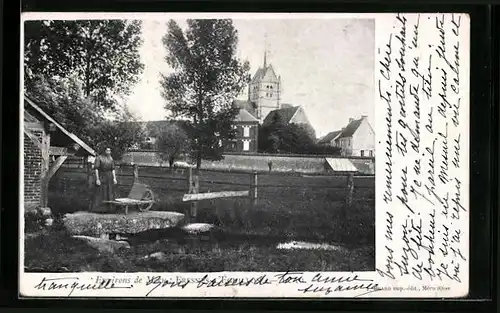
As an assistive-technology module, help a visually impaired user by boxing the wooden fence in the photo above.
[126,164,356,223]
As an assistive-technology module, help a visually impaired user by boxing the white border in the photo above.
[19,12,470,299]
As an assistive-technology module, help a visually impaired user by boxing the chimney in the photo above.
[349,118,354,123]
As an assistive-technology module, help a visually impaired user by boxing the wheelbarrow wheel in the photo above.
[139,189,154,212]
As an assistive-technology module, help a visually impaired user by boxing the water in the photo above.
[276,241,343,251]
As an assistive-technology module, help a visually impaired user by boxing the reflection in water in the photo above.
[276,241,342,251]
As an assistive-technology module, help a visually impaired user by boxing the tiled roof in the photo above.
[235,108,259,123]
[251,68,265,83]
[317,130,343,144]
[251,64,279,84]
[263,106,300,125]
[337,118,363,138]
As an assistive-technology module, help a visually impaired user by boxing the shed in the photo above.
[23,95,96,211]
[324,158,358,174]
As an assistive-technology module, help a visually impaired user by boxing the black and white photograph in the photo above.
[22,15,375,273]
[19,12,469,298]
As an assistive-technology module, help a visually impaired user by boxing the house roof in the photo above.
[317,130,343,144]
[24,95,96,157]
[337,118,363,138]
[235,108,259,123]
[263,106,300,125]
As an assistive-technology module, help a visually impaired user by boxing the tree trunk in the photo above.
[169,157,174,168]
[196,144,202,171]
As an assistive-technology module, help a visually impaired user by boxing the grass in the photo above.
[29,166,375,272]
[24,226,374,273]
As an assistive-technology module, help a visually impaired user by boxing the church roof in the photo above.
[235,108,259,123]
[251,64,279,84]
[262,106,300,126]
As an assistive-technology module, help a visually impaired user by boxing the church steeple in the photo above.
[263,33,268,69]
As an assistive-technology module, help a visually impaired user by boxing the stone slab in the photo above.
[63,211,185,237]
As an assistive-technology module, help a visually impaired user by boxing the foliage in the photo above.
[258,119,315,154]
[26,74,104,145]
[26,74,144,160]
[155,123,190,167]
[258,117,341,155]
[160,19,250,169]
[90,109,146,160]
[24,19,144,111]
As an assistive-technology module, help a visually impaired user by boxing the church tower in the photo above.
[247,37,282,123]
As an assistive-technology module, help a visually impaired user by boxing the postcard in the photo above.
[19,12,469,298]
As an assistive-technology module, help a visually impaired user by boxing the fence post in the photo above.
[346,173,354,207]
[186,167,199,222]
[187,167,193,193]
[190,175,199,221]
[251,171,258,206]
[133,164,139,183]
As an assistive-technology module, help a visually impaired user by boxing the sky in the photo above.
[125,17,375,138]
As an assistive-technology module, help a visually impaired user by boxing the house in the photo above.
[262,105,315,137]
[23,95,96,212]
[321,115,375,157]
[317,130,343,147]
[225,108,259,153]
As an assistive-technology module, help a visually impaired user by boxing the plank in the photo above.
[23,127,42,150]
[47,155,68,180]
[182,190,249,202]
[25,122,44,130]
[49,146,71,156]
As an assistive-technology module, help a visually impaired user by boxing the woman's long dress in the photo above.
[92,155,116,212]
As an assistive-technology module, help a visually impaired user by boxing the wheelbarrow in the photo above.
[103,181,155,215]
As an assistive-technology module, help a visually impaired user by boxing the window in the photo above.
[369,150,374,157]
[243,126,250,137]
[361,150,365,157]
[270,93,273,97]
[243,140,250,151]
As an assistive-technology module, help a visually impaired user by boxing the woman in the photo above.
[92,147,118,212]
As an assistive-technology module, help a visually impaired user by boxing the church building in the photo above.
[247,50,282,123]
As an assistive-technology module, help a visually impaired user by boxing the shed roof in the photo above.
[24,95,96,157]
[324,158,358,172]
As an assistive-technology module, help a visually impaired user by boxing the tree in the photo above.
[160,19,250,169]
[258,120,340,155]
[26,74,144,160]
[90,108,146,160]
[156,123,190,167]
[24,20,144,111]
[26,74,104,145]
